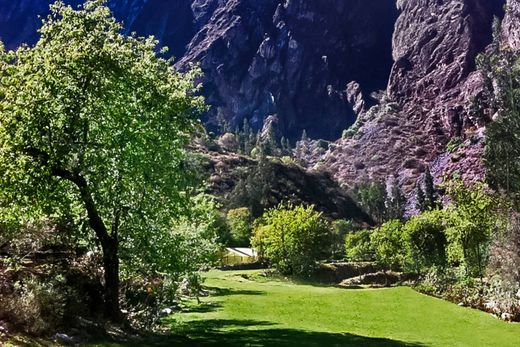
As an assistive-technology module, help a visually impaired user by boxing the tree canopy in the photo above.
[0,0,204,319]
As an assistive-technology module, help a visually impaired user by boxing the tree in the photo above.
[403,209,448,272]
[330,219,353,259]
[445,180,496,278]
[229,150,274,217]
[0,1,203,320]
[353,181,387,223]
[424,168,440,210]
[252,204,330,276]
[416,184,426,212]
[370,220,409,271]
[240,118,254,155]
[479,29,520,204]
[385,178,406,220]
[227,207,253,246]
[263,121,279,156]
[416,168,439,212]
[280,136,292,157]
[295,130,310,162]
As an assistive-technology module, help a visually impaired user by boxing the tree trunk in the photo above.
[101,236,122,321]
[52,168,123,322]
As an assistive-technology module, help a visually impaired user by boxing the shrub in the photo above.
[370,220,410,271]
[404,209,449,272]
[345,229,375,262]
[445,180,496,278]
[0,276,68,335]
[252,204,331,277]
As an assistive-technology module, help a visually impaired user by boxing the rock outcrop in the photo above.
[0,0,398,141]
[318,0,507,197]
[177,0,398,140]
[1,0,517,198]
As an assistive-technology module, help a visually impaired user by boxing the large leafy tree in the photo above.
[479,20,520,204]
[252,204,330,277]
[445,180,496,278]
[0,0,203,320]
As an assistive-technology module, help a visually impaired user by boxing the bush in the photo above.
[227,208,253,247]
[404,209,449,272]
[0,276,67,335]
[445,180,496,278]
[370,220,409,271]
[252,204,331,277]
[345,229,375,262]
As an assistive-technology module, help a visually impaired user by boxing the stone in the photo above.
[55,333,75,344]
[159,308,173,317]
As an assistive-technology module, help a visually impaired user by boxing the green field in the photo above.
[116,269,520,347]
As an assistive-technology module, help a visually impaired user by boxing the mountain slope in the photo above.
[317,0,508,197]
[0,0,398,140]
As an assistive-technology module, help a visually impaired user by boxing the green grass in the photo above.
[99,270,520,346]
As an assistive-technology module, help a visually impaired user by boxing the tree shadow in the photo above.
[181,301,223,313]
[205,286,266,297]
[118,318,428,347]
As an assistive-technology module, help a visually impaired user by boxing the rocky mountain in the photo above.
[1,0,517,202]
[0,0,397,140]
[317,0,510,197]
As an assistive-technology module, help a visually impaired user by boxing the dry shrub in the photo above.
[0,276,67,335]
[485,212,520,320]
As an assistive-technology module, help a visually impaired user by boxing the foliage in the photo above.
[123,194,223,280]
[446,137,462,153]
[328,219,353,259]
[252,204,331,277]
[445,180,496,278]
[352,181,387,223]
[0,276,68,335]
[479,20,520,204]
[370,220,409,271]
[0,0,203,319]
[403,209,448,272]
[416,168,440,212]
[486,211,520,320]
[229,153,274,218]
[385,179,406,220]
[227,207,253,247]
[345,229,375,262]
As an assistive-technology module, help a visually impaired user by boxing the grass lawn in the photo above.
[98,269,520,346]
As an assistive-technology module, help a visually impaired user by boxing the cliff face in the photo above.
[0,0,398,141]
[178,0,398,140]
[320,0,507,195]
[0,0,516,194]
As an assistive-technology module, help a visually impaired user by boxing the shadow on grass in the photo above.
[206,286,266,297]
[182,301,223,313]
[117,318,427,347]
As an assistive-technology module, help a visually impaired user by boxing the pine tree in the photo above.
[295,130,310,161]
[424,168,439,210]
[417,184,426,212]
[264,122,279,156]
[246,131,256,157]
[240,118,252,154]
[386,180,406,220]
